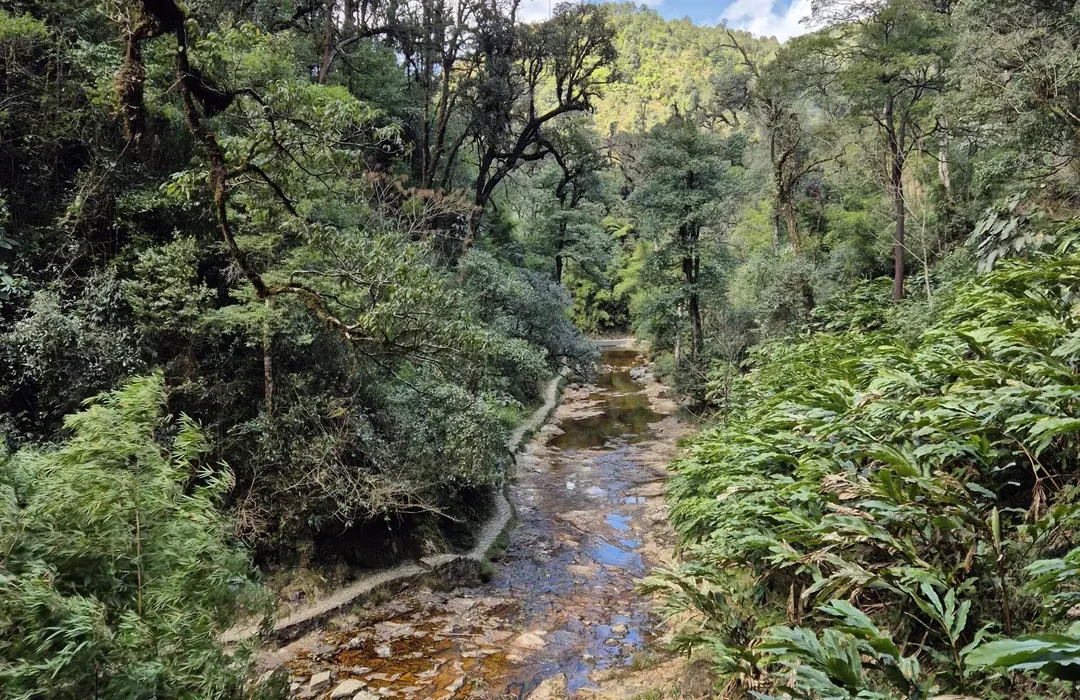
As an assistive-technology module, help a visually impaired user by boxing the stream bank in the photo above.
[274,344,691,699]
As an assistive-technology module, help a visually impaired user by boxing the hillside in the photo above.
[4,0,1080,697]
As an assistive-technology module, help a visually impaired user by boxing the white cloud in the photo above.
[518,0,556,23]
[719,0,812,42]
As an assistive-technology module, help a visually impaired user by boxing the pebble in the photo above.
[375,643,392,658]
[366,672,401,682]
[331,679,365,699]
[610,623,628,637]
[512,631,547,649]
[310,671,333,692]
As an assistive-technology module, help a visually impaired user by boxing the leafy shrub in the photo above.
[0,373,270,698]
[461,249,599,379]
[650,242,1080,697]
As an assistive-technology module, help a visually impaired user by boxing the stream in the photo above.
[282,346,688,699]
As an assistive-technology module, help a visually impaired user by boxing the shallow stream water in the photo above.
[283,347,686,699]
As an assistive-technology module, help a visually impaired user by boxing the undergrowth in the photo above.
[648,230,1080,698]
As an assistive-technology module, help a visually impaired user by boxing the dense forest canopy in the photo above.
[5,0,1080,695]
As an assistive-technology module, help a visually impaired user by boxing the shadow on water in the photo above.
[546,349,661,451]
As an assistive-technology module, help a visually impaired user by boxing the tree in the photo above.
[465,2,617,237]
[518,116,611,283]
[631,116,738,362]
[953,0,1080,187]
[810,0,948,301]
[719,28,836,253]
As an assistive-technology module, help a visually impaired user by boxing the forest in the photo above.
[3,0,1080,696]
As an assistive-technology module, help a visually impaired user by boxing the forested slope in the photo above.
[622,0,1080,697]
[4,0,1080,695]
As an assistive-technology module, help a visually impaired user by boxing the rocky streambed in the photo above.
[276,346,690,699]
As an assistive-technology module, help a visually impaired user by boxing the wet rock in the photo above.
[445,676,465,694]
[375,621,415,639]
[309,671,333,692]
[353,693,380,700]
[444,597,477,614]
[512,631,547,650]
[331,679,365,698]
[488,629,513,643]
[545,629,577,646]
[610,623,628,637]
[556,510,596,532]
[366,673,401,683]
[603,638,621,647]
[416,662,444,679]
[528,673,569,700]
[431,556,483,587]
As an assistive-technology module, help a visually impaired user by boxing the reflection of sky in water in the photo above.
[487,349,665,694]
[546,350,661,451]
[586,537,645,571]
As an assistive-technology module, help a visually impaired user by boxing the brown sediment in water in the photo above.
[279,347,690,699]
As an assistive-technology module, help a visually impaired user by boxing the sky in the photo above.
[519,0,813,42]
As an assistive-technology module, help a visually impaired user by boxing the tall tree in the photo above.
[530,117,611,283]
[631,116,736,362]
[465,2,616,238]
[954,0,1080,185]
[811,0,947,300]
[719,29,836,252]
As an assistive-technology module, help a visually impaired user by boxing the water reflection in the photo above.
[546,349,661,450]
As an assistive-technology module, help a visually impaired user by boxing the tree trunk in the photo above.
[673,305,682,366]
[781,199,800,252]
[317,0,337,84]
[885,94,906,302]
[892,160,906,302]
[769,130,782,250]
[938,120,953,223]
[682,225,702,362]
[688,285,701,362]
[555,254,563,284]
[343,0,355,34]
[263,297,273,416]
